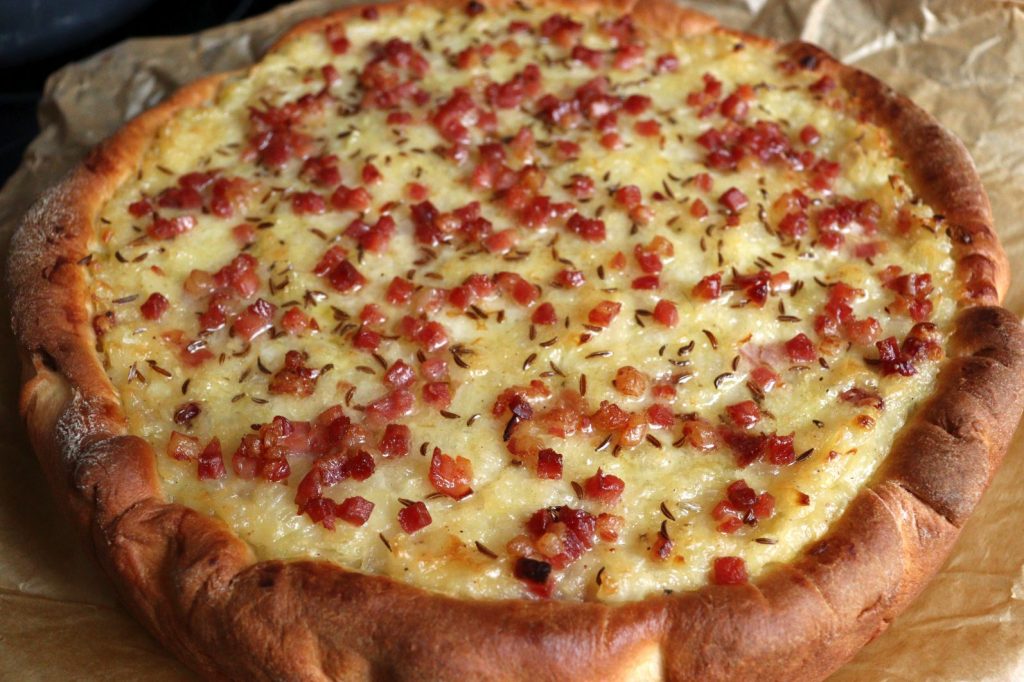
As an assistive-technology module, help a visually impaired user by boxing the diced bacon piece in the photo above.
[281,306,317,335]
[681,418,718,450]
[532,302,558,325]
[233,298,276,341]
[197,438,226,480]
[148,215,197,240]
[635,119,660,137]
[398,501,432,533]
[337,496,374,526]
[615,185,643,209]
[429,449,473,499]
[291,191,326,215]
[646,404,675,429]
[231,222,257,246]
[268,350,320,397]
[365,388,415,423]
[784,333,817,363]
[495,272,538,306]
[588,300,621,327]
[140,292,169,320]
[613,366,648,397]
[555,270,586,290]
[386,277,415,305]
[652,299,678,327]
[536,448,562,479]
[876,337,916,377]
[330,185,372,212]
[565,213,606,242]
[718,187,749,214]
[352,326,381,351]
[712,556,748,585]
[380,423,411,457]
[726,401,761,429]
[422,381,453,409]
[584,469,625,504]
[167,431,201,461]
[692,273,722,300]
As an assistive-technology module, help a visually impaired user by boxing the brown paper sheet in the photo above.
[1,1,1022,679]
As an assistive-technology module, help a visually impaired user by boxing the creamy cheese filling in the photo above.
[88,3,957,601]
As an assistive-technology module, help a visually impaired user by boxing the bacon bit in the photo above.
[800,125,821,146]
[726,401,761,429]
[140,292,169,320]
[398,501,432,533]
[712,556,748,585]
[525,505,597,572]
[784,333,817,363]
[613,366,648,397]
[875,336,916,377]
[429,448,473,499]
[555,269,586,288]
[197,438,226,480]
[128,199,152,217]
[566,212,607,242]
[148,215,197,240]
[713,480,775,533]
[655,53,680,73]
[233,298,276,341]
[325,24,350,54]
[642,404,673,431]
[167,431,201,461]
[692,273,722,300]
[615,185,643,209]
[536,448,563,479]
[330,185,372,212]
[596,513,624,542]
[882,268,934,322]
[269,350,320,396]
[232,222,257,246]
[337,496,374,526]
[653,299,678,327]
[386,277,415,304]
[539,13,583,48]
[423,381,454,409]
[748,366,780,394]
[379,423,411,457]
[352,326,382,352]
[291,191,326,215]
[495,271,538,306]
[532,302,558,325]
[635,119,661,137]
[588,300,621,327]
[721,429,796,467]
[719,187,749,214]
[405,182,429,201]
[584,468,625,505]
[365,388,415,424]
[652,530,673,561]
[681,417,718,450]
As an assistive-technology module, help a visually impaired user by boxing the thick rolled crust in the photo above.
[8,1,1024,680]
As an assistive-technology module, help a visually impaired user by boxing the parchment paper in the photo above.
[1,1,1022,679]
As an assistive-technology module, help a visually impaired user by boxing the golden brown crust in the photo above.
[8,1,1024,681]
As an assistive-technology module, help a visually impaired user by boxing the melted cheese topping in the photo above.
[88,3,957,601]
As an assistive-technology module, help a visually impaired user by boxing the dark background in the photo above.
[0,0,292,186]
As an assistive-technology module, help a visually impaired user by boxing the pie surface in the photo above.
[91,1,959,601]
[10,0,1024,679]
